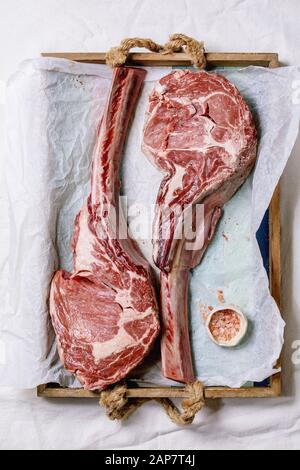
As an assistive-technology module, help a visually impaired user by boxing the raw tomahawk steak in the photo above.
[143,70,257,383]
[50,67,160,391]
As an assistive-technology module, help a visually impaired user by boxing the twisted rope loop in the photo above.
[100,381,205,425]
[106,33,206,69]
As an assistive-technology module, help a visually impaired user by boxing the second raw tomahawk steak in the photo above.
[143,70,257,383]
[50,67,160,391]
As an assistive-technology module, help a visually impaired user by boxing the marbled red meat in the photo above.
[50,67,160,391]
[143,69,257,383]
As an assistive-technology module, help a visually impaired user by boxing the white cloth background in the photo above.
[0,0,299,451]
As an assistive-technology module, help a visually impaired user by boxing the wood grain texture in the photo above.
[38,51,282,400]
[269,185,282,397]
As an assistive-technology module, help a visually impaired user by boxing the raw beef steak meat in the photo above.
[50,67,160,391]
[143,69,257,383]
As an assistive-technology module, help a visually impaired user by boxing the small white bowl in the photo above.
[205,305,248,348]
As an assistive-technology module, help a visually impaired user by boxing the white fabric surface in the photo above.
[0,0,300,451]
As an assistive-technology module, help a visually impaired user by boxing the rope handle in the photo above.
[106,33,206,69]
[100,381,205,425]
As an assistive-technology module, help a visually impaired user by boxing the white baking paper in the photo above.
[3,58,300,388]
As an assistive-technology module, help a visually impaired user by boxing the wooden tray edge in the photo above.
[37,51,282,400]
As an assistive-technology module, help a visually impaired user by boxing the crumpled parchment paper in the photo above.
[3,58,300,388]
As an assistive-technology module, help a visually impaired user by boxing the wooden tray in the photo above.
[38,51,281,401]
